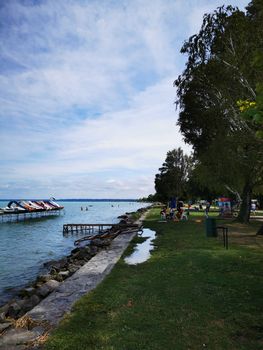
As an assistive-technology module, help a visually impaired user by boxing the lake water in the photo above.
[0,200,149,306]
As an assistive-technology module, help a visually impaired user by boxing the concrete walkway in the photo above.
[28,230,137,325]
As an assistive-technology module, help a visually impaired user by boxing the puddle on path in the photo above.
[124,228,156,265]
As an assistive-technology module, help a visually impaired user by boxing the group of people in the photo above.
[160,202,188,222]
[160,200,212,221]
[81,206,89,211]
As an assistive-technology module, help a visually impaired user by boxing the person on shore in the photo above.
[169,208,175,220]
[175,201,183,219]
[181,209,188,220]
[160,207,167,220]
[173,211,180,222]
[205,201,211,217]
[166,207,171,220]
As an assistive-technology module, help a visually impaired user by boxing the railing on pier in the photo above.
[63,223,139,236]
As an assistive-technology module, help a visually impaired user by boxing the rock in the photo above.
[36,284,50,298]
[45,280,60,292]
[0,304,10,322]
[0,303,9,316]
[102,239,111,246]
[72,249,88,260]
[117,214,128,219]
[77,260,86,266]
[90,239,111,247]
[20,295,41,315]
[84,246,92,253]
[0,312,7,322]
[68,265,79,274]
[50,267,58,275]
[90,246,98,255]
[43,259,57,268]
[58,271,70,278]
[53,274,64,282]
[36,279,59,297]
[37,274,52,283]
[35,282,43,289]
[0,328,38,346]
[43,258,67,270]
[16,299,27,309]
[7,302,21,318]
[71,247,81,254]
[90,239,103,246]
[19,287,36,297]
[0,322,12,332]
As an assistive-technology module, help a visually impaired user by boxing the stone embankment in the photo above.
[0,206,150,349]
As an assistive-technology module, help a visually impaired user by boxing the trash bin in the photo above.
[205,217,217,237]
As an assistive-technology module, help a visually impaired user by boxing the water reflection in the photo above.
[124,228,156,265]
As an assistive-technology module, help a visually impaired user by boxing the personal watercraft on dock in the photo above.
[0,199,64,215]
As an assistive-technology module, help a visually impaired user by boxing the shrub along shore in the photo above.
[43,208,263,350]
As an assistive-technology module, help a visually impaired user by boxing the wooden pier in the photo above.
[63,223,143,246]
[0,209,63,223]
[63,223,139,236]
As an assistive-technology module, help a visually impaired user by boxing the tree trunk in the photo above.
[237,182,252,223]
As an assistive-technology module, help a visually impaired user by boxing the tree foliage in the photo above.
[174,1,263,223]
[154,148,193,202]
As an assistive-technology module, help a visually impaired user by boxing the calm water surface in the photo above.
[0,201,149,305]
[124,228,156,265]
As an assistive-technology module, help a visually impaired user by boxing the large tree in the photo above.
[154,148,193,202]
[239,0,263,136]
[174,2,263,223]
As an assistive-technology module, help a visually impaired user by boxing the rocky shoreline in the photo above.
[0,206,150,339]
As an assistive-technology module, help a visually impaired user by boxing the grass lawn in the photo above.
[44,209,263,350]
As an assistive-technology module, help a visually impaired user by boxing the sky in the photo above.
[0,0,249,199]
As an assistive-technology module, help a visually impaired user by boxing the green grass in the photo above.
[44,209,263,350]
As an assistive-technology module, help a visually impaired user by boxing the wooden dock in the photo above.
[0,209,63,223]
[63,223,139,236]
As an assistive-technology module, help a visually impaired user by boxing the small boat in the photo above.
[48,200,64,209]
[4,201,27,213]
[41,201,54,210]
[34,201,47,209]
[28,201,45,211]
[20,201,36,211]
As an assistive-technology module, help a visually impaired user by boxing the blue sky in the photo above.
[0,0,249,199]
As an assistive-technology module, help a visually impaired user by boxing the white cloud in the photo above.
[0,0,247,198]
